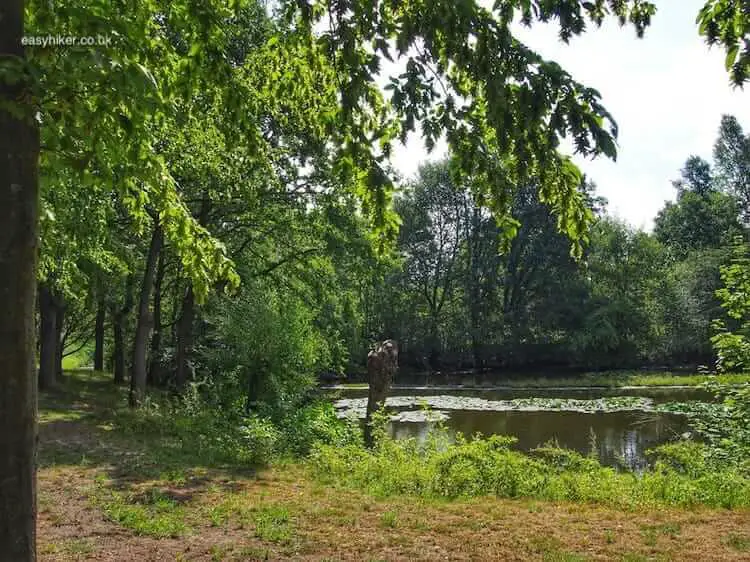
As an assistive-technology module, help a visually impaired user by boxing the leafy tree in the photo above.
[395,162,469,368]
[573,219,667,367]
[711,239,750,371]
[654,153,742,258]
[713,114,750,221]
[657,248,729,363]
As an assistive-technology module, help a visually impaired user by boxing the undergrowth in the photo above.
[309,429,750,510]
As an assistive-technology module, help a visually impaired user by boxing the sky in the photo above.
[387,0,750,230]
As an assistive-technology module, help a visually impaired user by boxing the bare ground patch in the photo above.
[38,461,750,561]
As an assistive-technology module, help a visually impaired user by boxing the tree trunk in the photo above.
[94,294,105,371]
[113,314,125,384]
[174,196,209,390]
[147,251,165,386]
[468,207,482,371]
[38,285,58,391]
[176,284,195,389]
[364,341,398,448]
[0,1,39,558]
[112,276,135,385]
[55,304,64,380]
[129,225,163,406]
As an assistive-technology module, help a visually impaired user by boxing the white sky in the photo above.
[387,0,750,230]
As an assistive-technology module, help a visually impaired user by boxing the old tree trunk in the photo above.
[112,276,135,385]
[94,292,105,371]
[37,284,60,390]
[0,0,40,559]
[129,225,163,406]
[364,340,399,448]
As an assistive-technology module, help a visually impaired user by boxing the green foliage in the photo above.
[661,384,750,475]
[697,0,750,86]
[202,279,330,416]
[654,186,741,260]
[712,241,750,371]
[104,367,362,472]
[276,402,361,457]
[310,430,750,508]
[369,115,750,372]
[713,115,750,219]
[572,219,667,366]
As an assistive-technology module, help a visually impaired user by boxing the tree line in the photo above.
[375,115,750,373]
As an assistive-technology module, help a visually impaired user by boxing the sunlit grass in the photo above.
[92,481,189,538]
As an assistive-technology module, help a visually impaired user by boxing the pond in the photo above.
[332,386,707,471]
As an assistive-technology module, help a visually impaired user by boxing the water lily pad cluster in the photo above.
[335,395,660,420]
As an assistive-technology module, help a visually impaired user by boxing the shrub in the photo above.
[309,429,750,509]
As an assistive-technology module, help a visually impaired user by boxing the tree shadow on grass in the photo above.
[38,369,267,520]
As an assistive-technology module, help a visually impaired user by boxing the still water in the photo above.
[333,386,704,471]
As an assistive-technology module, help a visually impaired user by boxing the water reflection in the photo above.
[388,410,687,471]
[334,385,696,471]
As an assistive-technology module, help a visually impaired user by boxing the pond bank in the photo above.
[328,371,750,390]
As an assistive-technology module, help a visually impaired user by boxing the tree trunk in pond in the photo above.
[113,276,134,385]
[129,225,163,406]
[364,340,399,448]
[0,0,39,557]
[147,251,165,386]
[38,285,58,391]
[176,284,195,389]
[94,294,105,371]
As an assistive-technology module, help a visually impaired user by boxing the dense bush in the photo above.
[112,381,360,467]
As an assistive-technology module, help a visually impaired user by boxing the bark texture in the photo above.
[176,284,195,389]
[364,340,399,448]
[112,276,134,385]
[0,0,39,558]
[129,225,163,406]
[37,285,58,391]
[147,251,165,386]
[94,294,105,371]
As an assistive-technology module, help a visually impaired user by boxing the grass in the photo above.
[724,532,750,551]
[379,509,398,528]
[252,504,294,543]
[309,433,750,510]
[640,523,681,547]
[93,483,189,538]
[530,537,588,561]
[36,370,750,561]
